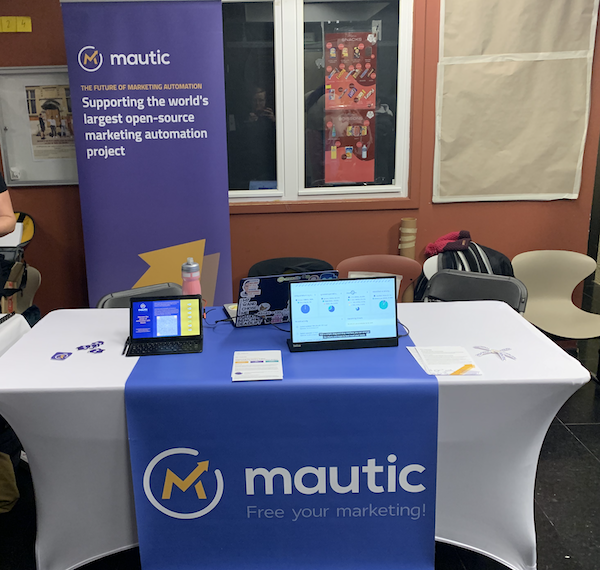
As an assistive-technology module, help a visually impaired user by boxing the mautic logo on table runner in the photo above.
[245,455,426,495]
[144,448,427,520]
[143,448,224,520]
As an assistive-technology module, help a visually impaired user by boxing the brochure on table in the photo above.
[408,346,482,376]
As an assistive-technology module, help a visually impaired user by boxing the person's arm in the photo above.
[0,189,16,237]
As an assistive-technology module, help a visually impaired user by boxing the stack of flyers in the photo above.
[231,350,283,382]
[407,346,482,376]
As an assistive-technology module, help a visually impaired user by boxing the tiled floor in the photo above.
[2,287,600,570]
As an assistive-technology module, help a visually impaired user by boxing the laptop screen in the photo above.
[234,270,338,327]
[288,277,399,351]
[131,297,202,340]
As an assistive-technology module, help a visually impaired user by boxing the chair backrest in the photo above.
[97,282,183,309]
[422,269,528,313]
[511,250,600,338]
[336,254,422,302]
[248,257,333,277]
[17,266,41,312]
[512,250,595,301]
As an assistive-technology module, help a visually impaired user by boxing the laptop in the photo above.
[287,276,399,352]
[227,270,339,327]
[125,295,203,356]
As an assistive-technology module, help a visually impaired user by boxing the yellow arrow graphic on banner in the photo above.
[162,461,210,500]
[134,240,206,289]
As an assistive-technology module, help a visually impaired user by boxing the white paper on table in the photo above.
[407,346,482,376]
[232,350,283,382]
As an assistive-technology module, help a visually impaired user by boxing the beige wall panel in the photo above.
[437,58,588,199]
[444,0,596,57]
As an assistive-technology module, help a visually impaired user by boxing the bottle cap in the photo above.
[182,257,200,272]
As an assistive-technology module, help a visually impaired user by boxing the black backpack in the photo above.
[414,243,514,301]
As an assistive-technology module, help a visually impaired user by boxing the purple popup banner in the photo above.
[61,0,232,306]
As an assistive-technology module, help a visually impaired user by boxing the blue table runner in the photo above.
[125,319,438,570]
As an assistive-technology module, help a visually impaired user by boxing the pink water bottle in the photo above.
[182,257,202,295]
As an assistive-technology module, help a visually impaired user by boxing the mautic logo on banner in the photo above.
[61,1,232,307]
[78,46,103,72]
[145,447,428,523]
[78,45,173,71]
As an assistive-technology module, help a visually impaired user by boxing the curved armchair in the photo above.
[336,254,422,302]
[512,250,600,339]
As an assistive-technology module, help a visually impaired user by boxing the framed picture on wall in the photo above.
[0,66,78,186]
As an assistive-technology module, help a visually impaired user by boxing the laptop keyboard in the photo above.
[128,340,201,356]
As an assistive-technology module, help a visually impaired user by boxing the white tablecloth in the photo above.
[0,302,590,570]
[0,313,30,357]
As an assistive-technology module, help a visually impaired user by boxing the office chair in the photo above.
[512,250,600,380]
[247,257,333,277]
[97,282,183,308]
[422,269,528,313]
[336,254,422,302]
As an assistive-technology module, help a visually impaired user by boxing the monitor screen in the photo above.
[289,277,398,351]
[131,298,201,339]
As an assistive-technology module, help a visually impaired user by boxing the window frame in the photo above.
[225,0,413,203]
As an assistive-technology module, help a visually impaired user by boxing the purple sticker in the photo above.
[89,349,105,354]
[78,341,105,352]
[51,352,72,361]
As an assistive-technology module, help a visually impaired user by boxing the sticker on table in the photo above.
[474,346,516,361]
[77,341,105,353]
[51,352,72,361]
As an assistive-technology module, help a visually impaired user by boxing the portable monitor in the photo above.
[288,276,399,352]
[125,295,203,356]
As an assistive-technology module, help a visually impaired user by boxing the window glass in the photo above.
[26,89,37,115]
[304,1,399,188]
[65,88,72,113]
[223,3,277,191]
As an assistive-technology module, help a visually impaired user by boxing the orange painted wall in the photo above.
[1,0,598,314]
